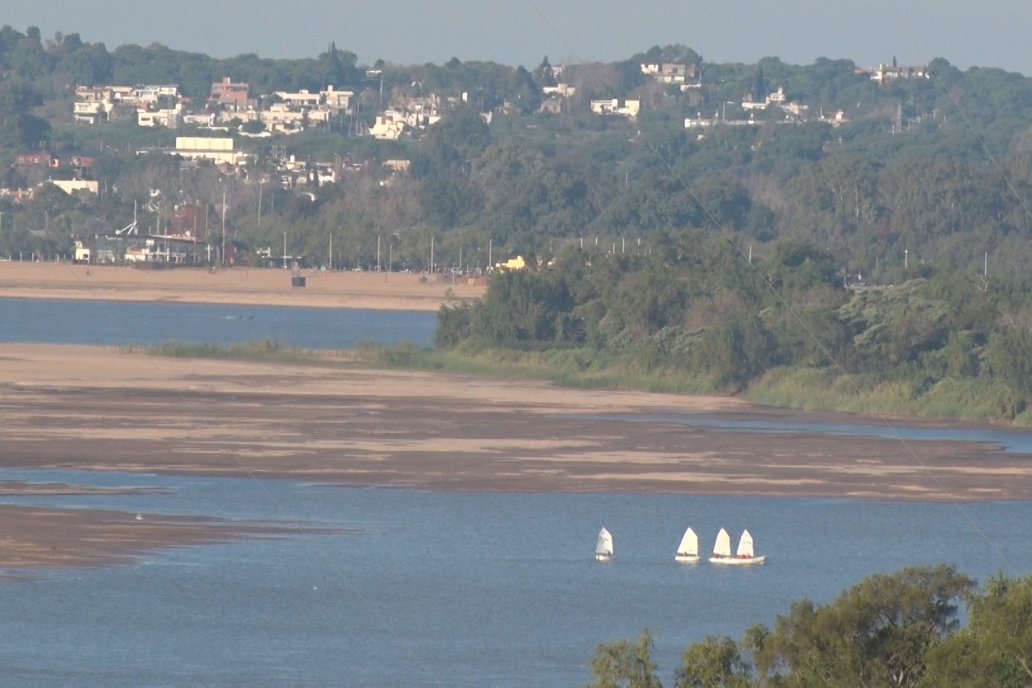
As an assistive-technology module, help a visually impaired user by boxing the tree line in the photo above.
[587,565,1032,687]
[434,234,1032,423]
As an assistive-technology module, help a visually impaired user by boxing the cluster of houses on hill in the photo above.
[74,79,356,134]
[68,61,704,137]
[67,56,930,134]
[66,56,931,138]
[7,56,933,266]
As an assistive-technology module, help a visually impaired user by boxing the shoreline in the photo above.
[0,261,486,312]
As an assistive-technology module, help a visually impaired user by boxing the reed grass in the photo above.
[748,366,1018,423]
[142,341,1025,426]
[135,340,359,366]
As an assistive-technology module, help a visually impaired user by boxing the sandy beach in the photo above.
[2,264,1031,572]
[0,261,486,311]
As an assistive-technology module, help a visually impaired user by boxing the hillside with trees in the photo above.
[2,27,1032,421]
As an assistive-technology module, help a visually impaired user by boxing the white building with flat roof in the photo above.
[171,137,249,166]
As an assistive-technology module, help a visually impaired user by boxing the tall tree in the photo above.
[676,636,752,688]
[753,565,973,688]
[533,55,556,87]
[0,78,49,151]
[588,629,664,688]
[753,66,767,100]
[922,573,1032,687]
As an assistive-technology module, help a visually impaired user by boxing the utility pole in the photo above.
[221,188,227,266]
[283,231,287,269]
[257,180,263,230]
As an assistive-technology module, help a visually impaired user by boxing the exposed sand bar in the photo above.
[0,261,486,311]
[3,344,1029,503]
[0,505,325,573]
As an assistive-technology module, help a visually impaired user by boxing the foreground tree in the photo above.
[676,636,752,688]
[589,628,664,688]
[752,564,973,687]
[922,573,1032,687]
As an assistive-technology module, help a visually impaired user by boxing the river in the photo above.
[1,298,1030,686]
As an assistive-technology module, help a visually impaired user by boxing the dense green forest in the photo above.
[431,231,1032,424]
[2,27,1032,421]
[587,565,1032,687]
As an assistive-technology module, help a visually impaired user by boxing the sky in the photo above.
[6,1,1032,76]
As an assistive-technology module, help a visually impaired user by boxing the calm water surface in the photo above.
[0,473,1030,687]
[619,413,1032,454]
[0,297,436,348]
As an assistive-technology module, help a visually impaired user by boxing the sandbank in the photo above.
[0,505,322,574]
[0,261,485,311]
[3,344,1028,500]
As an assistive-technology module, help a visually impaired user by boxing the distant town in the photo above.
[3,40,936,269]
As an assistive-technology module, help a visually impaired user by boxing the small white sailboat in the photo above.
[595,527,614,562]
[674,527,700,563]
[709,527,766,566]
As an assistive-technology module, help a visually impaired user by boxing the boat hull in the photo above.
[708,555,766,566]
[595,553,613,562]
[674,554,700,563]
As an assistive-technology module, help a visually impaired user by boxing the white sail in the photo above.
[595,527,614,560]
[736,529,755,558]
[676,528,698,556]
[710,528,766,565]
[712,528,732,557]
[674,527,700,562]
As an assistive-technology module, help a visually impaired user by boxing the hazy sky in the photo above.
[6,1,1031,75]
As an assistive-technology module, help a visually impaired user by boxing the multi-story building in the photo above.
[210,77,251,111]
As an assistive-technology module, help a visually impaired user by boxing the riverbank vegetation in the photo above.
[588,565,1032,688]
[139,229,1032,426]
[434,235,1032,426]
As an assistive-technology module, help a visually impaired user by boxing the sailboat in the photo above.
[674,527,700,563]
[595,527,614,562]
[709,528,766,566]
